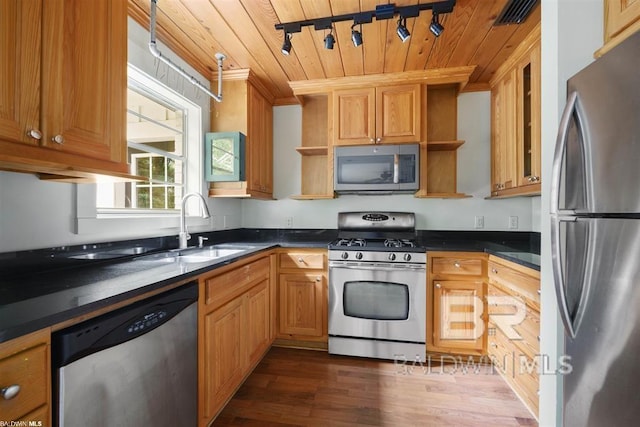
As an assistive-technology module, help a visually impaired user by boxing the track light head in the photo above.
[351,24,363,47]
[324,32,335,50]
[396,18,411,43]
[429,13,444,37]
[281,32,292,55]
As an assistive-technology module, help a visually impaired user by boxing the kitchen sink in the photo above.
[70,246,152,260]
[134,246,245,264]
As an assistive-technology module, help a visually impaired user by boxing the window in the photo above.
[96,65,201,215]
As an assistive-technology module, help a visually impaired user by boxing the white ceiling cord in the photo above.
[149,0,225,102]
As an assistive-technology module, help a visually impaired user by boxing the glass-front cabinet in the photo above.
[517,42,541,187]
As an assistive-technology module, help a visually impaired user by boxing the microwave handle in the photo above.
[393,154,399,184]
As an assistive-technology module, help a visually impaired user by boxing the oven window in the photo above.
[343,281,409,320]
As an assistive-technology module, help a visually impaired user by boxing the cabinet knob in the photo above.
[316,276,321,282]
[453,261,461,268]
[26,129,42,140]
[537,289,541,295]
[376,137,381,144]
[52,134,64,144]
[1,384,20,400]
[435,283,441,289]
[490,342,497,348]
[492,268,498,274]
[533,176,540,182]
[297,257,305,263]
[370,138,375,143]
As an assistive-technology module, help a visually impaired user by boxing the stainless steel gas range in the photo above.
[328,212,426,361]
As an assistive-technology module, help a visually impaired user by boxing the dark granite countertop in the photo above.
[0,228,539,344]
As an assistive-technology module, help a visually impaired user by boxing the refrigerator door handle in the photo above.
[551,216,577,338]
[551,91,579,216]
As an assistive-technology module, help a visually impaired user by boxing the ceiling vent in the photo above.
[494,0,538,25]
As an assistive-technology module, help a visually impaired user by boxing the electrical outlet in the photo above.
[509,216,519,229]
[285,217,294,228]
[474,216,484,229]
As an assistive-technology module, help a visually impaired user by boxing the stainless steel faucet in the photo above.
[179,192,211,249]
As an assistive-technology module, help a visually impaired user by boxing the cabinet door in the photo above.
[517,42,541,187]
[605,0,640,41]
[247,85,273,196]
[0,0,41,146]
[41,0,126,163]
[278,273,325,337]
[333,88,376,145]
[492,70,517,194]
[376,84,421,144]
[245,279,271,368]
[202,296,245,421]
[432,280,485,352]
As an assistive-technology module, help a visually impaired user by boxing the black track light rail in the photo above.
[274,0,456,34]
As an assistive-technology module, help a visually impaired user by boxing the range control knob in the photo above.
[341,252,349,260]
[403,253,412,262]
[388,253,397,261]
[356,252,363,260]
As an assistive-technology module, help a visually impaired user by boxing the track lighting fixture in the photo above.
[281,32,292,55]
[429,13,444,37]
[274,1,455,55]
[324,28,335,50]
[396,17,410,42]
[351,23,363,47]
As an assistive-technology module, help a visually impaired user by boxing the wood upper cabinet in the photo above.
[0,328,51,425]
[604,0,640,42]
[490,24,540,198]
[0,0,130,180]
[210,70,273,199]
[247,85,273,197]
[0,0,41,147]
[276,249,328,345]
[427,252,487,356]
[516,42,541,188]
[333,84,421,146]
[491,69,517,195]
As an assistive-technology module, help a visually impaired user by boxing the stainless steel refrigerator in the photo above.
[551,30,640,426]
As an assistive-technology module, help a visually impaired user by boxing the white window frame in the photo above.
[75,64,207,234]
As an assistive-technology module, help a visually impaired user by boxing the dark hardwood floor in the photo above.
[213,347,537,426]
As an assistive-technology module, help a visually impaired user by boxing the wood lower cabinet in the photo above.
[487,255,540,418]
[0,328,51,426]
[427,252,488,356]
[276,249,328,347]
[0,0,131,181]
[198,253,274,426]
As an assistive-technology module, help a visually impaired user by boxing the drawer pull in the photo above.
[491,268,498,274]
[454,261,461,268]
[1,384,20,400]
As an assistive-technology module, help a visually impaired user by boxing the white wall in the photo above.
[0,18,241,252]
[539,1,603,426]
[243,91,534,231]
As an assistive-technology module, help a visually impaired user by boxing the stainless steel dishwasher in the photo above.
[52,283,198,427]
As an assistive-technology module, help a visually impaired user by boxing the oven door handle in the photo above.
[329,263,425,271]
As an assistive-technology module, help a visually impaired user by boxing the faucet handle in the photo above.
[198,236,209,248]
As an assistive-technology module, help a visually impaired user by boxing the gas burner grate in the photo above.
[336,238,366,247]
[384,239,416,248]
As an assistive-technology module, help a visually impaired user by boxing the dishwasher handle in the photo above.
[52,282,197,368]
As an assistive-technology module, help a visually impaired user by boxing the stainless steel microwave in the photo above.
[334,144,419,194]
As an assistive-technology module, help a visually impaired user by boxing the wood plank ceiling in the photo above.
[128,0,541,104]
